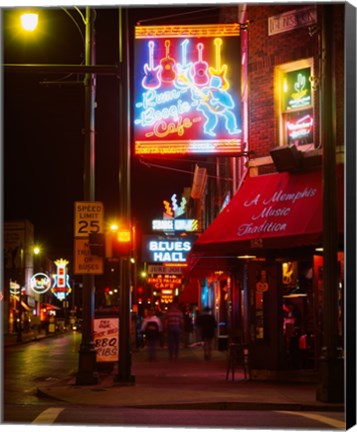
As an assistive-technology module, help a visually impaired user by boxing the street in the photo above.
[2,333,345,429]
[3,404,345,429]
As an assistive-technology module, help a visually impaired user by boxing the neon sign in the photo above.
[152,219,198,232]
[283,67,312,110]
[134,25,242,156]
[286,109,314,145]
[163,193,186,218]
[142,235,197,263]
[52,259,72,301]
[287,114,313,140]
[30,273,52,294]
[10,280,20,295]
[147,275,182,290]
[152,193,198,232]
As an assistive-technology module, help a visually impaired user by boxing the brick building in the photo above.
[185,3,347,396]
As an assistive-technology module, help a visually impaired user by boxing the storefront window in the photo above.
[284,108,314,146]
[276,59,315,148]
[254,270,269,340]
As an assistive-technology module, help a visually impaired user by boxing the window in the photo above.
[276,59,315,149]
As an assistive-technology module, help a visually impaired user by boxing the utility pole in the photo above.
[316,4,344,403]
[115,8,135,384]
[76,7,98,385]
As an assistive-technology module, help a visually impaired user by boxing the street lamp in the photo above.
[18,7,98,385]
[33,246,41,256]
[20,12,38,32]
[9,7,132,384]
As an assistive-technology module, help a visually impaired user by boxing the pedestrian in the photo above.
[196,307,217,360]
[289,326,301,369]
[164,302,184,360]
[183,306,194,347]
[141,308,162,361]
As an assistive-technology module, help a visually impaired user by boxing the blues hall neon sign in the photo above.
[134,24,242,156]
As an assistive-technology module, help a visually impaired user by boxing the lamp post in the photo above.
[76,6,98,385]
[9,8,130,384]
[18,8,98,384]
[115,7,134,383]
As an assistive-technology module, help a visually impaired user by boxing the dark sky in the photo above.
[3,6,221,261]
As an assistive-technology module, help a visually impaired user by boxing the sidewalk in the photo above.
[34,344,344,412]
[4,329,55,345]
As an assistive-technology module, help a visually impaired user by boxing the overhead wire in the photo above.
[136,7,221,25]
[139,159,233,182]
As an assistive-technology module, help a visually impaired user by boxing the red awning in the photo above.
[179,278,200,303]
[186,166,343,276]
[41,303,61,311]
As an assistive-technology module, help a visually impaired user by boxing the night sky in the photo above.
[3,6,221,261]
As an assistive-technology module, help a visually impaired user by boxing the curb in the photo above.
[35,382,344,412]
[124,401,345,412]
[35,388,344,412]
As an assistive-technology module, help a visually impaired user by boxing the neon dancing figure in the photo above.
[194,76,241,137]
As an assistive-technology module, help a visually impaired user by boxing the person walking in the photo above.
[197,307,217,360]
[164,302,184,360]
[141,308,162,361]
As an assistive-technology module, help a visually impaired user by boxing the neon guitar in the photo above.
[142,40,161,90]
[209,38,229,90]
[192,42,209,87]
[159,40,176,83]
[175,39,193,87]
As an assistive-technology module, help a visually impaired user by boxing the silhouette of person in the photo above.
[164,302,184,360]
[141,308,162,361]
[196,307,217,360]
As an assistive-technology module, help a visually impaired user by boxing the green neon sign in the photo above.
[283,67,312,111]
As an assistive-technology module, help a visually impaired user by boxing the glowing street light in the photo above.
[6,7,132,385]
[20,13,39,32]
[33,246,41,256]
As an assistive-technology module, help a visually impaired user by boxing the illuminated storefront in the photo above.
[187,165,344,370]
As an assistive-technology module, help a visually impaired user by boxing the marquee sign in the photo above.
[152,219,198,232]
[51,259,72,301]
[147,274,182,290]
[134,24,242,156]
[142,235,197,263]
[152,193,198,232]
[30,273,52,294]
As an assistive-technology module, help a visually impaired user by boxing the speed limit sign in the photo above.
[74,201,104,238]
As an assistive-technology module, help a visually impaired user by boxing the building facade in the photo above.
[185,3,345,388]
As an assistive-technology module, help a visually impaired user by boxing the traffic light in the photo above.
[113,228,132,257]
[104,226,134,258]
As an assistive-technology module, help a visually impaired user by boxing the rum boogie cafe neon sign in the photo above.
[142,235,197,263]
[134,24,242,156]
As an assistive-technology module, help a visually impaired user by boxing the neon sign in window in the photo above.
[283,67,312,111]
[134,25,242,156]
[285,109,314,146]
